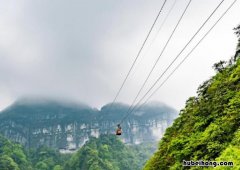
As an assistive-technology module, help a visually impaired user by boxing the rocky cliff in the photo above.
[0,98,177,152]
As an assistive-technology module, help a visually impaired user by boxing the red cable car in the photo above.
[116,124,122,135]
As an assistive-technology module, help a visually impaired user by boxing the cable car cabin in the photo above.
[116,128,122,135]
[116,124,122,135]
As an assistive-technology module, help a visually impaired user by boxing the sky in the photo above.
[0,0,239,111]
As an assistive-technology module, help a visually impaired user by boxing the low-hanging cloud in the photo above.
[0,0,239,110]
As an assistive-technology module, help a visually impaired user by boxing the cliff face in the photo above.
[0,99,177,152]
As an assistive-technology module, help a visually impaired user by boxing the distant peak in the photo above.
[100,102,129,111]
[12,96,92,109]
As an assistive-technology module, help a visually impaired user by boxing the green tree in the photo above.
[35,161,48,170]
[65,134,154,170]
[0,155,20,170]
[53,165,63,170]
[213,60,226,72]
[0,135,31,170]
[234,24,240,37]
[144,27,240,170]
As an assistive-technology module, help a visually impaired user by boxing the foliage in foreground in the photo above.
[0,135,31,170]
[144,26,240,170]
[0,135,67,170]
[0,133,157,170]
[64,134,157,170]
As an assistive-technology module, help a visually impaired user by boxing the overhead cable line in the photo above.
[120,0,230,124]
[106,0,168,113]
[129,0,238,115]
[120,0,193,125]
[141,0,178,58]
[155,0,177,41]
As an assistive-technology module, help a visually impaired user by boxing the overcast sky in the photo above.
[0,0,239,111]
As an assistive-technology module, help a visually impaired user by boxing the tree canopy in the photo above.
[64,134,157,170]
[144,32,240,170]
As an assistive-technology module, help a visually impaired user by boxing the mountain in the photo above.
[0,98,177,152]
[144,27,240,169]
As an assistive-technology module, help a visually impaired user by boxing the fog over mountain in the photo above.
[0,0,239,111]
[0,98,178,153]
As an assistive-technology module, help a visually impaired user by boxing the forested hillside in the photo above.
[65,134,156,170]
[0,134,68,170]
[0,134,156,170]
[0,135,31,170]
[144,26,240,169]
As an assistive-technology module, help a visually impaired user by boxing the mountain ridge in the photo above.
[0,98,178,152]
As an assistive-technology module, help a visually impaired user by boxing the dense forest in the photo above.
[0,134,68,170]
[0,134,156,170]
[144,25,240,169]
[0,135,31,170]
[64,135,156,170]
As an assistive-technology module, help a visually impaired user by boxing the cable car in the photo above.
[116,124,122,135]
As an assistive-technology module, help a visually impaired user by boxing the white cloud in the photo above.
[0,0,239,111]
